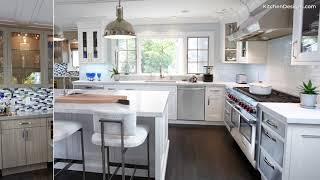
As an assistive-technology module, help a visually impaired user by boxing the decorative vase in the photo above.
[300,93,318,109]
[113,74,120,81]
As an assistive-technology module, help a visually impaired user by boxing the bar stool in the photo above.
[54,120,85,180]
[91,110,150,180]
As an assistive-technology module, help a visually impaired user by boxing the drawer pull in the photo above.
[302,135,320,138]
[19,122,31,125]
[264,130,276,142]
[266,120,278,129]
[264,157,275,169]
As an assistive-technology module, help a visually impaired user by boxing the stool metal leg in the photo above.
[106,146,110,178]
[121,122,125,180]
[80,128,86,180]
[101,123,106,180]
[147,134,150,180]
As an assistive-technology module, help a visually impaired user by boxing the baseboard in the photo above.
[1,163,48,176]
[169,120,224,126]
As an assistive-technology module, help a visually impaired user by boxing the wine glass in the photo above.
[97,73,102,81]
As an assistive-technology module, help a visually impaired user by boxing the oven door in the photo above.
[238,114,257,167]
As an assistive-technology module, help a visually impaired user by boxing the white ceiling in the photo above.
[0,0,53,27]
[55,0,267,30]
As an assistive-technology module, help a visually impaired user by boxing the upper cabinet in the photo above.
[78,21,105,64]
[222,22,267,64]
[292,0,320,65]
[237,41,267,64]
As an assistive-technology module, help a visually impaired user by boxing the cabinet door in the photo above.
[78,30,88,62]
[168,93,177,120]
[206,87,225,121]
[237,41,248,63]
[288,127,320,180]
[292,0,320,65]
[2,129,26,168]
[25,127,48,165]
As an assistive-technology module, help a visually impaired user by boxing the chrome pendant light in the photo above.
[104,0,136,39]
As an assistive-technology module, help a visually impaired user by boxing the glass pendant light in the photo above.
[104,0,136,39]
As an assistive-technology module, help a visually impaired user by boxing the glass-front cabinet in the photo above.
[292,0,320,65]
[78,28,103,64]
[0,28,52,87]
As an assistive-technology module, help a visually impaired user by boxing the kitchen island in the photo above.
[54,90,169,180]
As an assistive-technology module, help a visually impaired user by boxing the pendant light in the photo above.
[104,0,136,39]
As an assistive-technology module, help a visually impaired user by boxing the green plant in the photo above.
[299,80,319,95]
[109,68,120,78]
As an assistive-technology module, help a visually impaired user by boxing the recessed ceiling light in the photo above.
[181,10,189,13]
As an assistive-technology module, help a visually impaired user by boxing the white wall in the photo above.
[245,36,320,97]
[79,22,247,81]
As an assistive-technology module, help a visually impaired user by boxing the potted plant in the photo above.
[110,68,120,81]
[299,80,319,109]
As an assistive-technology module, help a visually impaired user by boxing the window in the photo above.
[11,32,41,84]
[117,39,137,74]
[187,37,209,74]
[140,38,183,74]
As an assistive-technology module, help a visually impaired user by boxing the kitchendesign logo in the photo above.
[263,4,317,9]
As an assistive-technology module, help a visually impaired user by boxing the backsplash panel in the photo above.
[0,88,53,114]
[245,36,320,102]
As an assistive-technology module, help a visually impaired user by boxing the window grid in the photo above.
[117,39,137,74]
[187,37,209,74]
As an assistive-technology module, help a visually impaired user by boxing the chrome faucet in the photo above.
[160,66,164,79]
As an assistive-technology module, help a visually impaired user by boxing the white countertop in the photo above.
[259,103,320,125]
[54,90,169,117]
[72,80,248,88]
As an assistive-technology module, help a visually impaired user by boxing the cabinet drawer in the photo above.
[262,112,286,138]
[259,150,282,180]
[1,118,46,130]
[207,87,224,95]
[261,126,284,167]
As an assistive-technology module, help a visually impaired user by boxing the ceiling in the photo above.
[0,0,53,27]
[55,0,267,30]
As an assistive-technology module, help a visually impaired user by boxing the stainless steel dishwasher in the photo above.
[177,85,205,121]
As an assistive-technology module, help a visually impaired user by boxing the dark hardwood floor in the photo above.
[8,125,259,180]
[166,125,260,180]
[0,166,52,180]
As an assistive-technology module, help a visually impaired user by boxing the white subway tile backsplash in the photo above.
[246,36,320,100]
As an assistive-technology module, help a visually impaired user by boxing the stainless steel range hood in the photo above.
[228,0,293,41]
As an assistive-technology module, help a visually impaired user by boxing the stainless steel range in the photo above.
[224,87,300,168]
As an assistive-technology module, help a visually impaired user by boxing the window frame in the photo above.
[116,39,138,74]
[186,36,210,74]
[0,27,52,88]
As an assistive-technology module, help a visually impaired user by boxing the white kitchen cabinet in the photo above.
[287,126,320,180]
[237,41,267,64]
[258,109,320,180]
[1,118,48,169]
[77,19,105,64]
[291,0,320,65]
[104,84,178,120]
[205,87,225,121]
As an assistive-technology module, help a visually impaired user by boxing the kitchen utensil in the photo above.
[236,74,248,84]
[249,82,272,95]
[55,94,128,104]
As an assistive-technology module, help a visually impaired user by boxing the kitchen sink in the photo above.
[144,80,177,83]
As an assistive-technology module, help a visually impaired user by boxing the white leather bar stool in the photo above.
[54,120,85,180]
[91,110,150,180]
